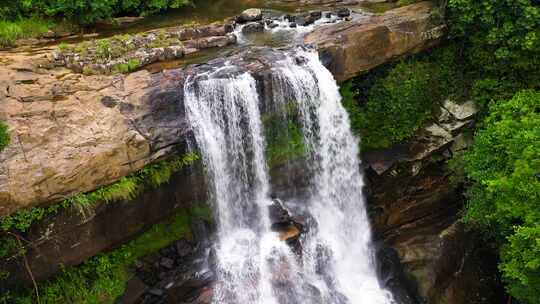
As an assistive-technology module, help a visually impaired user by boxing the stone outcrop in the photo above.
[1,164,207,287]
[53,23,236,74]
[0,2,443,217]
[305,1,445,81]
[363,101,505,304]
[0,52,192,216]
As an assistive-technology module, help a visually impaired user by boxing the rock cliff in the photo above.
[0,1,444,217]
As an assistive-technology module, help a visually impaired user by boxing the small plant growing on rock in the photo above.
[57,42,72,53]
[0,121,9,152]
[95,39,112,59]
[74,41,91,56]
[112,58,141,74]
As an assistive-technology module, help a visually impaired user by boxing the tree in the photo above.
[463,90,540,303]
[447,0,540,76]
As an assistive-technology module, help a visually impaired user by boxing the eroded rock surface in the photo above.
[364,101,504,304]
[53,23,236,74]
[305,1,445,81]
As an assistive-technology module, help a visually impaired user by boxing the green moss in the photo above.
[0,121,10,152]
[82,66,98,76]
[263,104,307,168]
[0,152,199,233]
[6,205,210,304]
[0,17,52,48]
[74,41,91,57]
[57,42,72,53]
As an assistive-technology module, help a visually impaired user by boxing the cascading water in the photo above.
[272,50,395,304]
[183,68,298,304]
[184,49,394,304]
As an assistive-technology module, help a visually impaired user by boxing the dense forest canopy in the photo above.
[0,0,192,24]
[447,1,539,303]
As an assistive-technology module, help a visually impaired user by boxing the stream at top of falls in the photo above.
[183,47,395,304]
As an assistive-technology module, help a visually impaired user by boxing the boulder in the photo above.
[305,1,446,81]
[241,22,265,34]
[237,8,263,23]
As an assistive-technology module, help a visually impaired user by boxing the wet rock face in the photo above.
[120,220,216,304]
[268,199,304,254]
[241,22,265,34]
[117,199,309,304]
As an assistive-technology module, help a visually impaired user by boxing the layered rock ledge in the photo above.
[305,1,445,81]
[0,1,443,217]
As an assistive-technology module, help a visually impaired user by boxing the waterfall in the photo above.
[272,49,395,304]
[184,68,299,304]
[184,50,394,304]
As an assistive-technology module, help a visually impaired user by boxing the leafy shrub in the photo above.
[463,90,540,303]
[341,46,465,150]
[447,0,540,76]
[0,122,9,152]
[95,39,112,59]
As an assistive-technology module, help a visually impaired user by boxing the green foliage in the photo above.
[0,121,9,152]
[2,0,192,25]
[397,0,420,6]
[501,225,540,304]
[6,206,208,304]
[95,39,112,59]
[263,104,307,168]
[462,90,540,303]
[0,18,51,47]
[112,58,141,74]
[342,46,466,150]
[0,236,22,260]
[447,0,540,76]
[0,153,199,233]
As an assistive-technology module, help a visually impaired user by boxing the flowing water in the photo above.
[184,49,394,303]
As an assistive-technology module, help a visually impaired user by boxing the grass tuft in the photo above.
[0,18,52,48]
